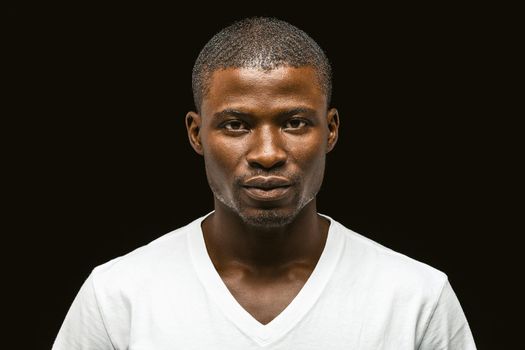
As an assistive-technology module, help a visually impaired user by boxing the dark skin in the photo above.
[186,66,339,325]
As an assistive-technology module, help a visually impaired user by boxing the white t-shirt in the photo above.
[53,213,476,349]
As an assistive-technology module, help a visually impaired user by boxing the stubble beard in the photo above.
[209,178,320,229]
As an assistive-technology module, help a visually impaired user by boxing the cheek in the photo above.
[290,133,327,191]
[202,133,245,183]
[289,131,327,171]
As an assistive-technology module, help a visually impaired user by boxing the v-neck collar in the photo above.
[187,212,344,346]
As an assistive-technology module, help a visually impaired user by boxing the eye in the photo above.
[284,119,308,130]
[223,120,248,132]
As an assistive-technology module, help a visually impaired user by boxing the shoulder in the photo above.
[90,215,204,294]
[328,216,448,300]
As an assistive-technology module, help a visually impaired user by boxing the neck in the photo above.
[201,199,330,274]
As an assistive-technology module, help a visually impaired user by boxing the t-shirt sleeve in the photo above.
[418,279,477,350]
[52,273,115,350]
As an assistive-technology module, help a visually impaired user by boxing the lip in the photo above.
[242,176,293,202]
[243,186,292,202]
[242,176,292,189]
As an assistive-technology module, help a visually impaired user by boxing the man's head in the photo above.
[186,18,339,228]
[191,17,332,113]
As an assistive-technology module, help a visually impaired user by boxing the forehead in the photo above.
[201,66,326,115]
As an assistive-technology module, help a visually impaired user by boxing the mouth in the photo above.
[242,185,292,202]
[242,176,293,202]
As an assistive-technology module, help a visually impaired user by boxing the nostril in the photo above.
[248,158,286,171]
[247,148,287,170]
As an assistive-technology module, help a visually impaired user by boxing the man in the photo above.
[53,17,476,349]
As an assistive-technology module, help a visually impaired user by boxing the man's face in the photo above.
[186,66,338,228]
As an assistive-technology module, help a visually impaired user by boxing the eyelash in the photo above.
[223,120,248,132]
[284,119,308,130]
[220,119,310,133]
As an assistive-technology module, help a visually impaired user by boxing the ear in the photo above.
[186,111,204,155]
[326,108,339,153]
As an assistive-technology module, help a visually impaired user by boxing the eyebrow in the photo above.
[213,107,316,119]
[213,109,250,119]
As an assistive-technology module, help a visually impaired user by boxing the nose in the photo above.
[246,126,287,170]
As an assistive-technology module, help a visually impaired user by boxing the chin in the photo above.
[212,183,318,229]
[239,208,297,228]
[237,193,317,229]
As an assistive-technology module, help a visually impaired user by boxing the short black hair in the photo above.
[192,17,332,112]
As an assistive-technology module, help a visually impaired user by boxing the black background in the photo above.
[6,3,517,349]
